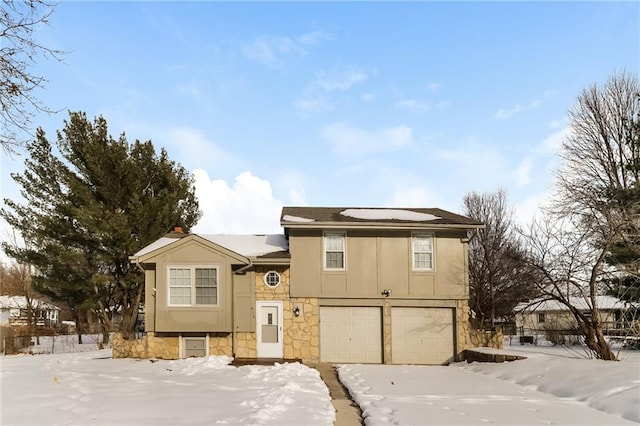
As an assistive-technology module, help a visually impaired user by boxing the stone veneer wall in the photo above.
[112,332,179,359]
[468,327,504,349]
[254,266,319,361]
[383,302,392,363]
[209,332,233,356]
[234,332,256,358]
[112,332,234,359]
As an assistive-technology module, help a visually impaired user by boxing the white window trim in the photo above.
[180,334,209,358]
[324,232,346,271]
[167,265,220,307]
[411,233,435,271]
[263,271,281,288]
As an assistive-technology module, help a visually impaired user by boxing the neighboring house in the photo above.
[124,207,483,365]
[515,295,629,336]
[0,295,60,327]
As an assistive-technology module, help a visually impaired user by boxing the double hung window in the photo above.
[324,233,346,270]
[412,235,434,270]
[168,266,218,306]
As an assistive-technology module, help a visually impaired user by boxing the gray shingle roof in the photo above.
[281,207,482,227]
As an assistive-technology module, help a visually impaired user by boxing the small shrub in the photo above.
[544,326,565,346]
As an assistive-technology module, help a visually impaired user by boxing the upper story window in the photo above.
[168,266,218,306]
[324,233,346,270]
[412,234,434,270]
[537,312,546,323]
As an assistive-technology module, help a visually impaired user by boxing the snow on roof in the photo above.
[0,296,59,310]
[133,234,289,259]
[516,295,627,313]
[339,208,442,222]
[282,214,315,223]
[201,234,288,257]
[134,237,181,257]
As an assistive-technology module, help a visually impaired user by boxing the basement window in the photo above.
[183,336,206,358]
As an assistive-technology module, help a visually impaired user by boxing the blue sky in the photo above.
[1,1,638,238]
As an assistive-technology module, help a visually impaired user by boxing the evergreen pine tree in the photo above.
[2,112,201,340]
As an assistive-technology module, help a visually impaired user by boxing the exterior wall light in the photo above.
[382,289,392,297]
[293,306,301,317]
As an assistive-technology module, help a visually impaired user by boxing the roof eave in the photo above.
[250,257,291,265]
[281,221,485,230]
[130,234,251,265]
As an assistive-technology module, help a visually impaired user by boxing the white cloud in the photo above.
[288,190,307,206]
[395,99,430,111]
[192,170,283,234]
[321,122,413,156]
[515,158,533,186]
[386,188,435,207]
[493,104,523,120]
[360,93,376,102]
[164,127,233,170]
[274,169,308,206]
[293,95,334,113]
[513,192,550,227]
[549,117,567,129]
[295,66,369,113]
[174,80,205,99]
[537,126,569,154]
[297,30,334,46]
[241,30,333,67]
[241,36,302,66]
[394,98,449,112]
[492,94,547,120]
[314,68,367,91]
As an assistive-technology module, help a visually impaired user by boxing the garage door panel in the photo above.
[320,307,382,363]
[392,307,454,365]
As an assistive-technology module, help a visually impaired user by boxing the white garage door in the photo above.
[391,307,454,365]
[320,307,382,363]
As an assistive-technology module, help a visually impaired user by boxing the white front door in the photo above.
[256,301,283,358]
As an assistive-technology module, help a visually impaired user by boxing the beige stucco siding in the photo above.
[289,229,468,299]
[516,310,620,334]
[378,236,410,295]
[143,268,156,333]
[150,240,238,332]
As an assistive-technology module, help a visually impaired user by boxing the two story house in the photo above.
[122,206,483,365]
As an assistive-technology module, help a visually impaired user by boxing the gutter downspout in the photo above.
[232,260,254,358]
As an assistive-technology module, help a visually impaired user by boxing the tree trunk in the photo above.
[72,310,83,344]
[120,289,143,340]
[100,325,109,346]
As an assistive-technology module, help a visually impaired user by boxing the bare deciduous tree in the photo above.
[463,189,537,330]
[522,71,639,360]
[1,0,64,153]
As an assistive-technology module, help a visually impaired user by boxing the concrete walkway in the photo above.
[309,362,363,426]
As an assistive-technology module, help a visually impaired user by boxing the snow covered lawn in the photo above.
[338,347,640,425]
[1,350,334,425]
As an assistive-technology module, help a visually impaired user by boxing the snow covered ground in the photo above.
[22,333,109,354]
[2,338,639,426]
[338,345,640,425]
[0,350,334,425]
